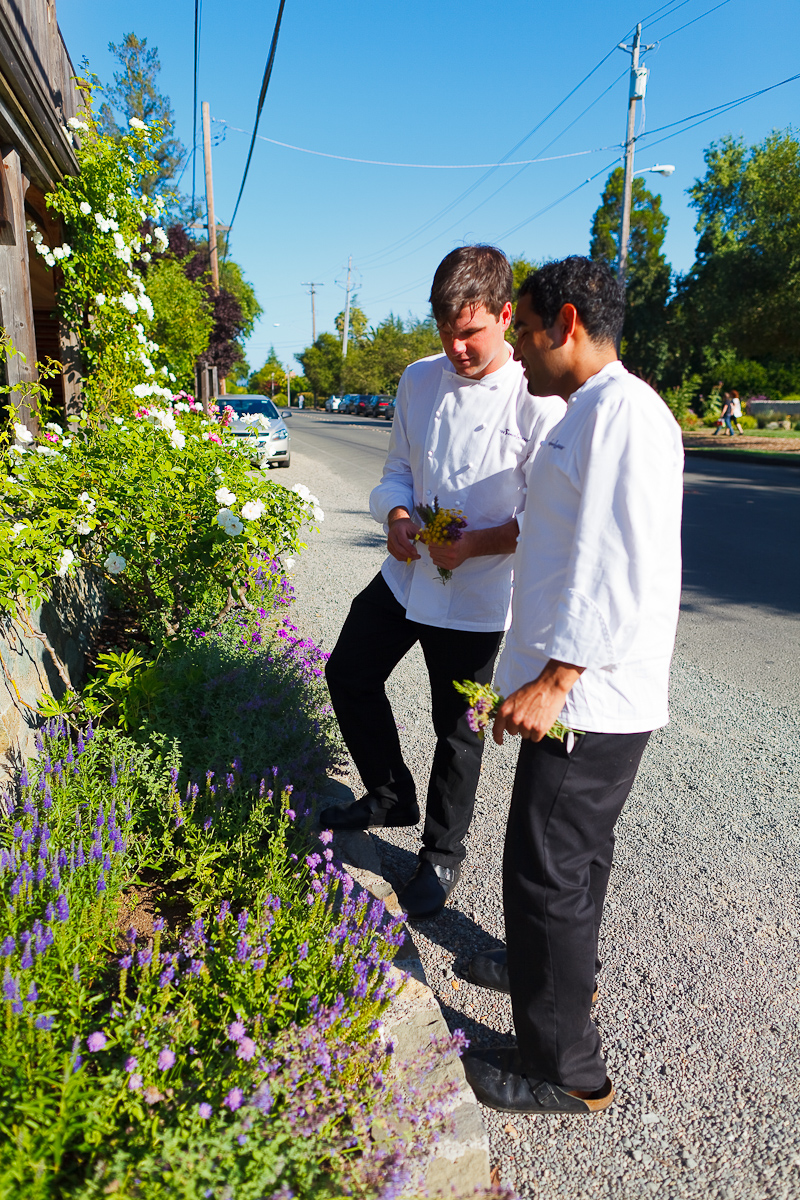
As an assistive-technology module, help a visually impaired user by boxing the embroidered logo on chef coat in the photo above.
[546,439,565,450]
[499,427,526,442]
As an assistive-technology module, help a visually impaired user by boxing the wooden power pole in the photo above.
[202,100,219,294]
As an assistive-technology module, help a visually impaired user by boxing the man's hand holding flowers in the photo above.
[387,507,421,562]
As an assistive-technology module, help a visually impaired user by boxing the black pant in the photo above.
[503,730,651,1090]
[325,573,502,866]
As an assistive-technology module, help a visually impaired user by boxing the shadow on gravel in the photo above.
[435,997,517,1050]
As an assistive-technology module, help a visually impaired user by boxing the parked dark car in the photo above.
[349,395,370,417]
[366,395,393,419]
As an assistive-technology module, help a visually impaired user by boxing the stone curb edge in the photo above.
[320,784,491,1198]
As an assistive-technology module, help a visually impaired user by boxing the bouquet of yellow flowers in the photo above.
[415,496,467,583]
[453,679,583,746]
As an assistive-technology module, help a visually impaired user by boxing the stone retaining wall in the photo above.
[0,569,105,786]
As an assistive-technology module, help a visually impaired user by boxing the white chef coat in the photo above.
[495,360,684,733]
[369,350,566,632]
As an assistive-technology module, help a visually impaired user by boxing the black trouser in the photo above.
[504,730,651,1090]
[325,573,502,866]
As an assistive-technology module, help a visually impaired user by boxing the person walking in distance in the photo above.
[713,392,734,435]
[729,389,744,434]
[320,246,565,919]
[463,257,683,1114]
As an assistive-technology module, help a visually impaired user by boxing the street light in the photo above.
[618,163,676,285]
[634,164,675,177]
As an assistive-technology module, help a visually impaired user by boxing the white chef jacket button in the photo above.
[522,487,528,494]
[428,451,433,458]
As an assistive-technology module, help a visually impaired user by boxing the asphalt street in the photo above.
[286,410,800,709]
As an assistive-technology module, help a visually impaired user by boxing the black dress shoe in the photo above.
[468,945,600,1004]
[463,1047,614,1114]
[318,794,420,831]
[397,860,461,918]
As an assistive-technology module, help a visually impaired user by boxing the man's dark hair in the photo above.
[518,256,625,345]
[429,245,512,325]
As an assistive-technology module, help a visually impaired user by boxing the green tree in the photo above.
[342,315,441,394]
[590,166,672,384]
[681,129,800,365]
[219,260,262,341]
[509,255,538,300]
[250,349,287,397]
[334,300,368,348]
[296,332,343,399]
[98,33,186,195]
[145,258,213,389]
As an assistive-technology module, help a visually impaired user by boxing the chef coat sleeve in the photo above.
[369,368,416,525]
[545,393,680,670]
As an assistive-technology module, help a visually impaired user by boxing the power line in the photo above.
[228,0,288,236]
[494,159,620,244]
[636,71,800,142]
[191,0,201,214]
[657,0,734,40]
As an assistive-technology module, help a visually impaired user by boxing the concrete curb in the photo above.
[320,782,491,1198]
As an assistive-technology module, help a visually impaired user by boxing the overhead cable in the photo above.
[228,0,288,235]
[191,0,201,213]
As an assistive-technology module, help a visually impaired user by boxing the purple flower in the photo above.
[125,1056,138,1072]
[128,1073,143,1091]
[153,918,165,933]
[55,894,69,923]
[96,873,106,893]
[0,936,15,957]
[35,1014,54,1031]
[298,941,309,960]
[157,1048,176,1071]
[228,1020,246,1042]
[236,1036,256,1062]
[223,1087,243,1111]
[318,829,333,845]
[87,1031,107,1052]
[198,1102,212,1119]
[25,982,38,1003]
[279,975,293,990]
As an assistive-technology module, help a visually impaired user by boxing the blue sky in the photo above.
[59,0,799,377]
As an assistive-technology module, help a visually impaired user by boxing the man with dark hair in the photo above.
[463,255,683,1113]
[321,246,565,918]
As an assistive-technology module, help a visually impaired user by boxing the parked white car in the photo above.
[325,395,345,412]
[220,394,291,468]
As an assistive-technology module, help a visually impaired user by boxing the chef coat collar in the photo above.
[567,358,624,407]
[440,344,515,387]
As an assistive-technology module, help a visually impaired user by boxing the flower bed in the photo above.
[0,558,473,1197]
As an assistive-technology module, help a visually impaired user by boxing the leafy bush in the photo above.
[0,402,317,639]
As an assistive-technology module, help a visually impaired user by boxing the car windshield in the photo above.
[226,397,280,420]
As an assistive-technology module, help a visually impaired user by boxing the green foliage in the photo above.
[681,129,800,364]
[334,301,368,347]
[0,403,313,639]
[97,33,186,196]
[661,375,700,426]
[42,85,168,414]
[509,255,538,300]
[590,167,672,383]
[341,314,441,394]
[295,332,343,397]
[249,348,287,396]
[145,259,213,390]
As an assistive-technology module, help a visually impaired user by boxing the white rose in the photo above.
[75,520,92,535]
[79,201,92,216]
[170,430,186,450]
[113,416,124,425]
[128,117,147,131]
[44,252,55,267]
[9,445,26,455]
[215,486,237,507]
[104,552,126,575]
[241,499,265,521]
[56,548,75,577]
[292,484,311,500]
[13,423,33,445]
[313,506,325,523]
[283,555,296,572]
[46,421,63,435]
[120,292,138,315]
[216,508,243,537]
[213,466,223,477]
[67,117,88,131]
[95,293,106,306]
[10,521,26,539]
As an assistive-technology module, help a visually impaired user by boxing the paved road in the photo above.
[287,411,800,708]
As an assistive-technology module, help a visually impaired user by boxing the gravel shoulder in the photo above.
[278,447,800,1200]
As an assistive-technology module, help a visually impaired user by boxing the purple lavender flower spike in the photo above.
[76,733,85,754]
[110,764,118,787]
[4,971,19,1002]
[20,767,29,789]
[0,936,14,957]
[153,918,165,932]
[96,872,106,893]
[86,717,94,741]
[77,842,85,868]
[45,902,55,921]
[118,954,132,969]
[35,1014,54,1031]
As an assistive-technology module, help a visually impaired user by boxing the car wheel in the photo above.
[278,457,291,468]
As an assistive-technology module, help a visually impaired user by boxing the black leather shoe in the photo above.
[397,860,461,919]
[463,1047,614,1114]
[318,794,420,831]
[468,945,599,1004]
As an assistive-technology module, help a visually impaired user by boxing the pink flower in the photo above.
[207,431,221,444]
[236,1036,256,1061]
[158,1047,176,1070]
[223,1087,243,1111]
[227,1020,246,1042]
[128,1073,143,1091]
[87,1031,107,1052]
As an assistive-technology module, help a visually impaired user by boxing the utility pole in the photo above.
[301,282,324,343]
[617,25,655,285]
[341,255,352,358]
[202,101,220,293]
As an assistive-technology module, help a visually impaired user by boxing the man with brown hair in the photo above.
[321,245,565,918]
